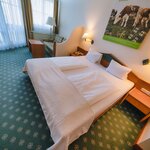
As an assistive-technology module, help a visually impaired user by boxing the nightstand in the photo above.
[123,87,150,122]
[28,39,45,58]
[70,47,88,56]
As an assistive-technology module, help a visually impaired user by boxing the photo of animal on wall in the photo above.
[103,4,150,49]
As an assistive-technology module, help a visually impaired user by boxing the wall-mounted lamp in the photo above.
[82,33,94,44]
[142,59,150,65]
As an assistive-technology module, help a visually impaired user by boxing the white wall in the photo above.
[59,0,150,83]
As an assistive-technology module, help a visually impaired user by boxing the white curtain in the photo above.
[0,0,26,51]
[31,0,54,34]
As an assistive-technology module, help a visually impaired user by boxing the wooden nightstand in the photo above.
[28,39,45,58]
[70,47,88,56]
[123,87,150,122]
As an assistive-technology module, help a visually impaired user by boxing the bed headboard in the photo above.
[100,53,124,67]
[100,53,150,90]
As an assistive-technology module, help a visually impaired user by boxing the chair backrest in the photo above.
[54,34,65,43]
[55,26,84,56]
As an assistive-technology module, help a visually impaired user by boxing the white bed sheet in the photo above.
[62,56,134,118]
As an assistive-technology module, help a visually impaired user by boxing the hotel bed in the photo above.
[51,56,134,119]
[24,54,134,150]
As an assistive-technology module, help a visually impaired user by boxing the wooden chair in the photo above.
[43,34,65,57]
[43,27,84,57]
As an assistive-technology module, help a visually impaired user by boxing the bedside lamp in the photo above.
[82,33,94,44]
[46,17,56,34]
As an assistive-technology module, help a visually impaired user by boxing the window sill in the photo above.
[31,31,50,36]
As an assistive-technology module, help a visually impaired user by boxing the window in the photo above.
[31,0,54,34]
[0,33,3,43]
[0,0,26,51]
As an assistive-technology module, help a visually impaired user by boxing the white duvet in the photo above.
[24,58,94,150]
[67,71,119,106]
[24,56,132,150]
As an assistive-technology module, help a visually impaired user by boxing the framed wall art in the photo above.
[103,1,150,49]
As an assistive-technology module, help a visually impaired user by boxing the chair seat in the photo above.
[43,41,55,56]
[44,41,53,50]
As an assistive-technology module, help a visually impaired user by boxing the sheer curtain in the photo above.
[0,0,26,51]
[31,0,54,34]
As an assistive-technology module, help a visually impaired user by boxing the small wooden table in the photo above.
[123,87,150,122]
[70,47,88,56]
[28,39,45,58]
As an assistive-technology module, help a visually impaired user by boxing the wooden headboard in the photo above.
[100,53,150,91]
[76,47,149,90]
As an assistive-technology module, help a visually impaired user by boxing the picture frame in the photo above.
[103,1,150,49]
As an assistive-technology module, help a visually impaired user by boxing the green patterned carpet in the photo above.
[0,47,145,150]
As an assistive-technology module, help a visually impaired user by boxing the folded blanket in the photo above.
[24,58,94,150]
[50,56,88,71]
[23,57,88,73]
[67,71,119,106]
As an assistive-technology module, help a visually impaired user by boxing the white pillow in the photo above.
[86,49,102,63]
[106,60,131,80]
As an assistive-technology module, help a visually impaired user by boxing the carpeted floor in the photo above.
[0,47,145,150]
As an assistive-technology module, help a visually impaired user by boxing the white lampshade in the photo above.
[46,17,56,26]
[82,33,89,39]
[82,32,94,44]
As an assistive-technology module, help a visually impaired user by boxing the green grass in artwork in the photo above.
[103,35,141,49]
